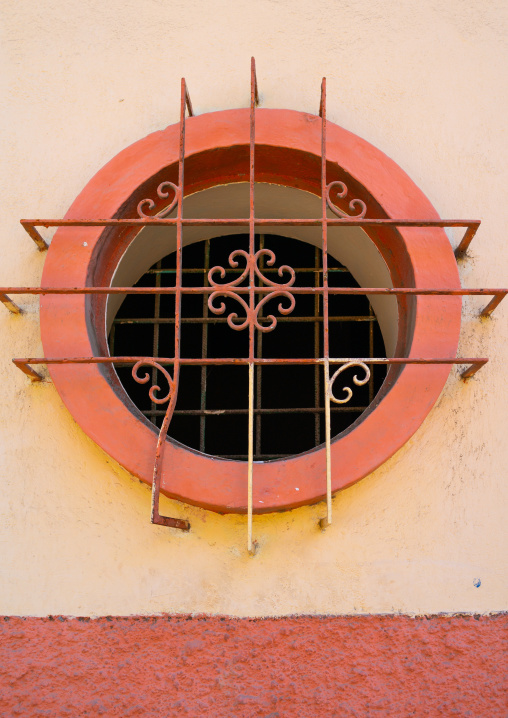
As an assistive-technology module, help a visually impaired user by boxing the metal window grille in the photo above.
[2,57,505,554]
[109,233,387,460]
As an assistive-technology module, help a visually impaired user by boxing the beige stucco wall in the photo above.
[1,0,507,617]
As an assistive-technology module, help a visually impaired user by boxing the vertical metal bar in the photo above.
[322,362,332,529]
[369,303,374,404]
[314,247,320,446]
[152,261,162,426]
[256,234,264,458]
[319,77,332,530]
[199,240,210,452]
[150,78,190,531]
[109,322,116,357]
[248,57,258,555]
[249,56,257,364]
[248,362,254,553]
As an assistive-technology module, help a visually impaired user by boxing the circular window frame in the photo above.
[40,108,462,514]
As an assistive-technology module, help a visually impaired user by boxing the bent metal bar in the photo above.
[2,59,506,553]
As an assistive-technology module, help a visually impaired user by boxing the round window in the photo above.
[39,107,462,513]
[109,233,387,460]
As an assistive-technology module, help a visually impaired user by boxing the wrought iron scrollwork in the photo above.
[137,181,179,219]
[131,359,189,531]
[132,359,176,405]
[326,181,367,219]
[207,248,296,332]
[329,361,371,404]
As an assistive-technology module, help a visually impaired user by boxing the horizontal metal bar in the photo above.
[20,217,480,254]
[218,454,291,460]
[21,218,481,228]
[13,356,488,381]
[283,288,504,297]
[2,286,504,296]
[14,356,488,366]
[147,267,350,275]
[144,406,368,416]
[113,315,375,325]
[2,287,505,316]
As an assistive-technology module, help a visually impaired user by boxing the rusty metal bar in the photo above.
[252,58,260,107]
[460,361,489,379]
[21,222,48,251]
[0,293,22,314]
[14,361,45,381]
[199,240,210,451]
[145,406,369,416]
[112,315,376,325]
[249,57,257,365]
[109,322,116,357]
[20,217,481,236]
[149,78,190,532]
[222,455,288,460]
[480,290,508,317]
[13,356,489,368]
[3,287,505,317]
[248,362,255,552]
[151,261,162,425]
[247,57,258,556]
[12,356,488,383]
[184,83,194,118]
[314,247,321,445]
[322,361,333,529]
[147,265,350,275]
[3,286,506,296]
[369,303,374,404]
[20,218,482,228]
[256,236,264,457]
[320,77,332,530]
[455,222,480,258]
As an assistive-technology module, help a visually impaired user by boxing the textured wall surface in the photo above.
[1,0,507,617]
[1,614,506,717]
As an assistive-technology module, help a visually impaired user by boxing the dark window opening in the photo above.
[109,234,387,460]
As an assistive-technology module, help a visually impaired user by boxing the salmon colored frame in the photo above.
[40,108,461,513]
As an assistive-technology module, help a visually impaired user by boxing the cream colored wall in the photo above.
[1,0,507,616]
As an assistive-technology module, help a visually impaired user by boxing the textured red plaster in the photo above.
[0,615,506,717]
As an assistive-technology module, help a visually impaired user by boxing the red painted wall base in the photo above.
[1,614,506,717]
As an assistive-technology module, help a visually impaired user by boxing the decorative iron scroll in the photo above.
[137,181,179,219]
[329,362,371,404]
[132,359,176,405]
[208,248,296,332]
[326,181,367,219]
[132,358,189,531]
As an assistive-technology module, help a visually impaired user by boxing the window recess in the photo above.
[110,234,388,460]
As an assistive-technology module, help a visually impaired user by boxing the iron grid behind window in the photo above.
[110,234,387,460]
